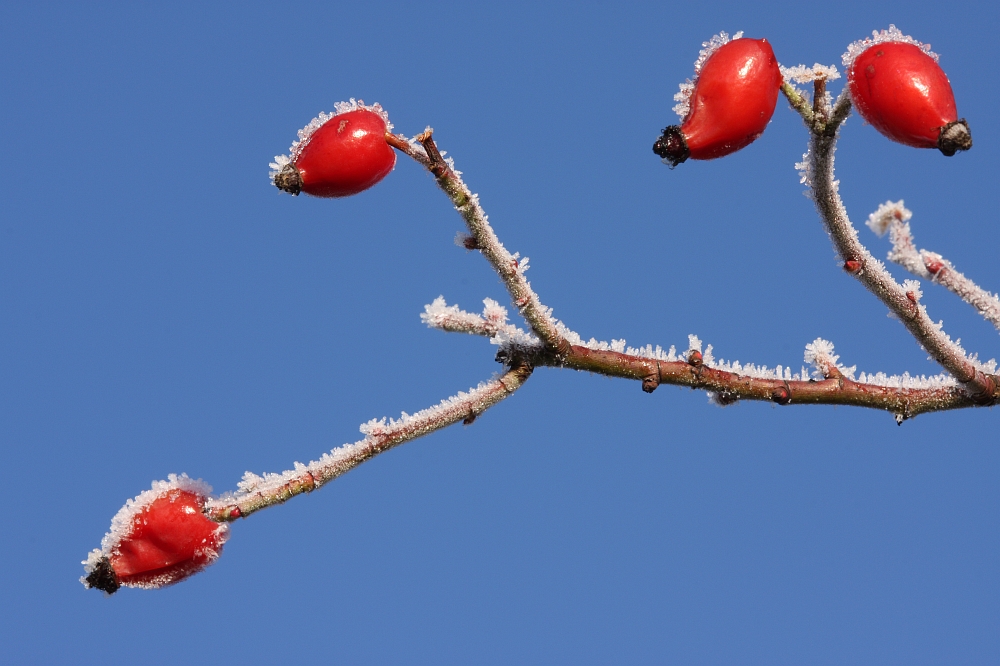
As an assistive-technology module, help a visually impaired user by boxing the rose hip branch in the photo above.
[83,26,998,594]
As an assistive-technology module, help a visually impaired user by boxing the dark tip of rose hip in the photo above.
[938,119,972,156]
[652,126,689,168]
[85,557,120,594]
[273,164,303,195]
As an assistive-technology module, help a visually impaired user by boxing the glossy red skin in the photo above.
[848,42,957,148]
[110,489,226,587]
[294,109,396,197]
[682,38,782,160]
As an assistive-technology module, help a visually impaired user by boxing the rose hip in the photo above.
[654,34,782,167]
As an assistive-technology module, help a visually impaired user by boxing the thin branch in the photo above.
[387,131,569,354]
[426,298,985,419]
[554,344,974,420]
[802,94,998,403]
[780,81,813,125]
[867,201,1000,333]
[205,364,533,521]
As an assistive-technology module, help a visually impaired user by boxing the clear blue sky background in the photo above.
[2,1,998,663]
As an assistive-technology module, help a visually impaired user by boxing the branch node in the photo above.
[843,259,862,274]
[687,349,703,367]
[771,385,792,405]
[966,373,999,406]
[641,372,660,393]
[712,391,739,406]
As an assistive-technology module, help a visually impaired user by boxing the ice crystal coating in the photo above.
[81,474,223,588]
[842,25,938,69]
[902,279,924,302]
[780,63,841,84]
[866,199,912,237]
[672,30,744,120]
[211,376,515,509]
[804,338,841,379]
[420,298,979,392]
[268,99,393,184]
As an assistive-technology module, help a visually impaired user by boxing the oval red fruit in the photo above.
[654,35,782,167]
[846,30,971,155]
[272,101,396,197]
[82,475,228,593]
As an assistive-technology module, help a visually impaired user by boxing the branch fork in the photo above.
[211,85,997,521]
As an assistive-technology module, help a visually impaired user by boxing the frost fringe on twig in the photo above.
[86,35,999,592]
[867,200,1000,332]
[787,75,997,402]
[205,365,531,521]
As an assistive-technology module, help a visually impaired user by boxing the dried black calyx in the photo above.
[273,163,303,195]
[652,125,690,168]
[938,119,972,157]
[84,556,120,594]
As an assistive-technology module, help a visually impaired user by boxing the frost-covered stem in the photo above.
[808,120,997,403]
[552,345,977,418]
[826,90,852,135]
[920,258,1000,332]
[781,82,850,135]
[205,364,532,522]
[386,131,568,353]
[875,208,1000,333]
[429,305,985,417]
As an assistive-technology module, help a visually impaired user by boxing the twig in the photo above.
[426,299,986,420]
[867,201,1000,333]
[388,131,569,354]
[800,89,997,403]
[205,364,532,521]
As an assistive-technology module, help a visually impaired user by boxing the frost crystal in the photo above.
[780,63,841,84]
[673,31,744,120]
[902,279,923,302]
[842,25,938,69]
[803,338,857,380]
[794,150,813,193]
[268,99,393,184]
[866,200,912,237]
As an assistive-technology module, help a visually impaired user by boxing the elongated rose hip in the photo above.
[270,99,396,197]
[845,26,971,156]
[82,475,228,593]
[654,32,782,167]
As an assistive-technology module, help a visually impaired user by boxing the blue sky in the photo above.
[2,1,998,663]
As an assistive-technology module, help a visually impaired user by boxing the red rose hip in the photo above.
[654,32,782,167]
[845,27,971,155]
[271,100,396,197]
[82,475,229,593]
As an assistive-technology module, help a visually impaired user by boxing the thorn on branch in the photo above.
[463,411,477,425]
